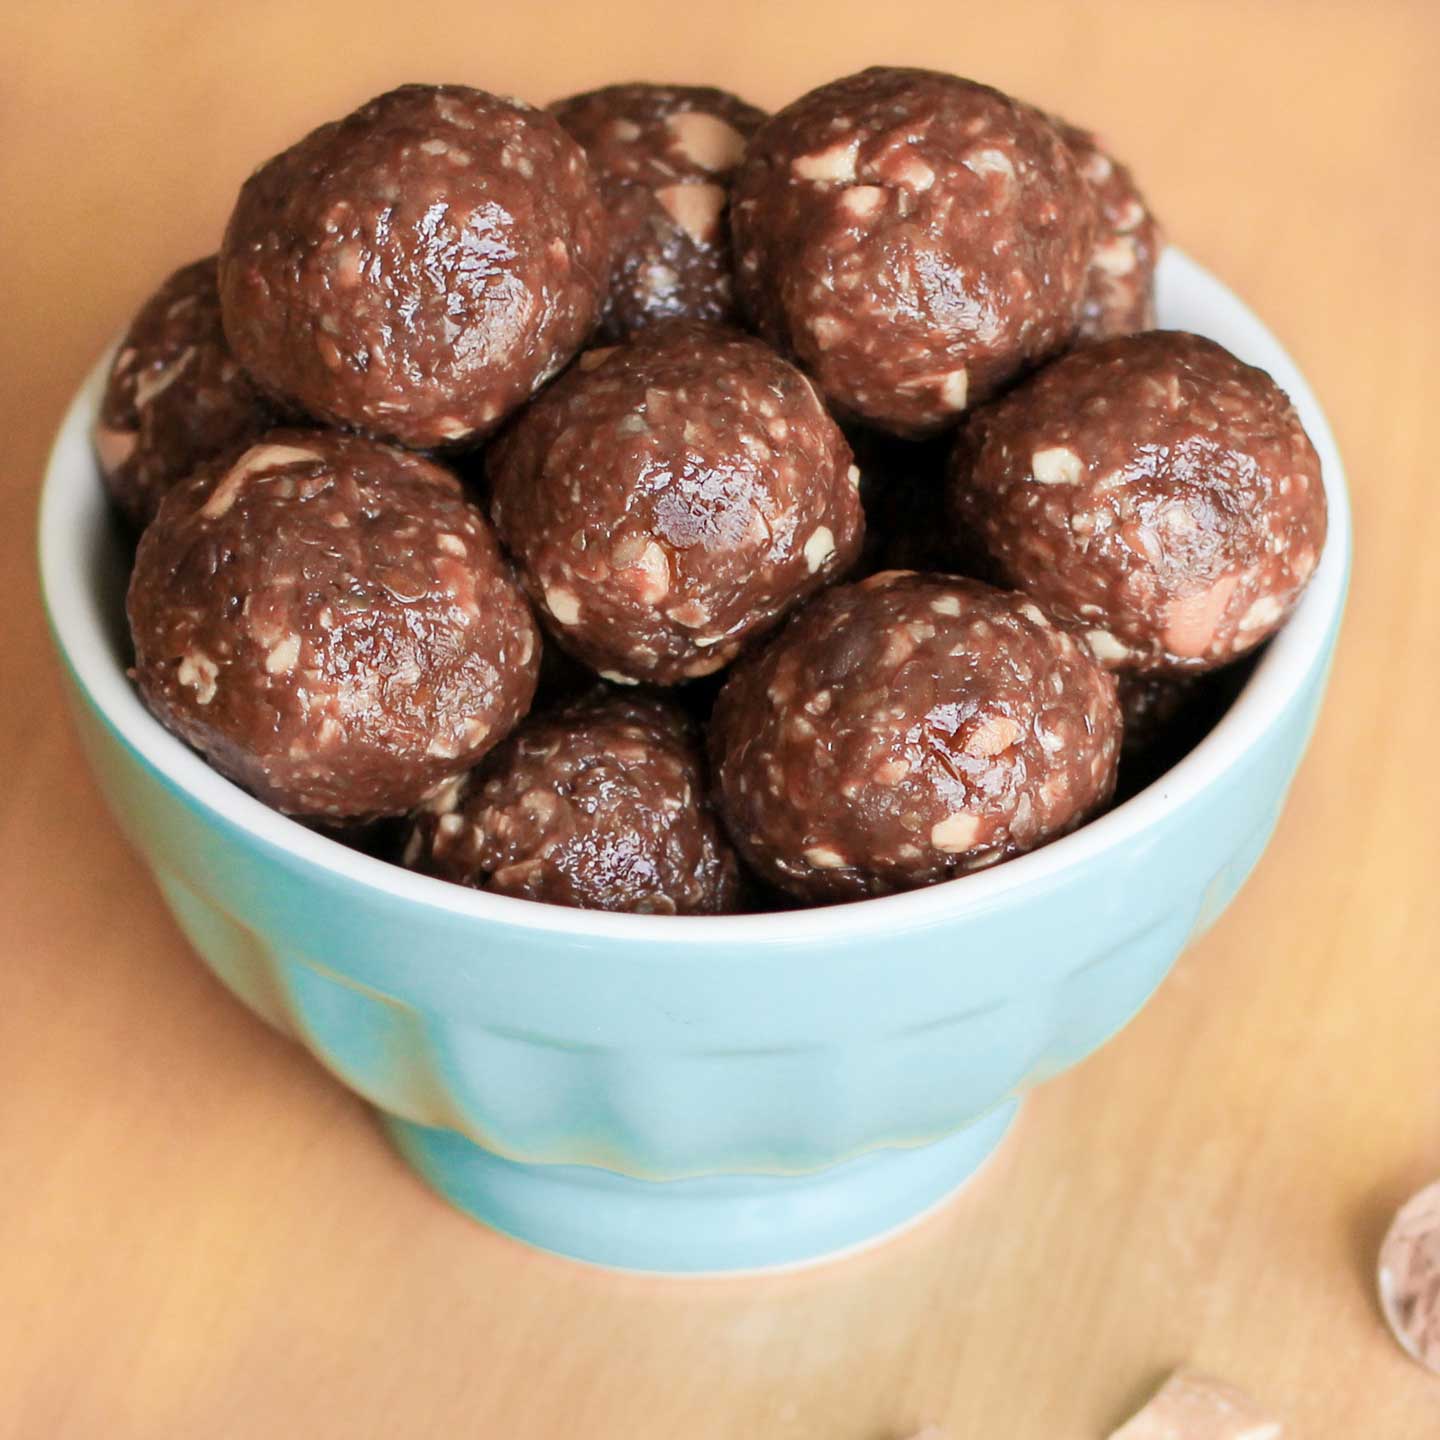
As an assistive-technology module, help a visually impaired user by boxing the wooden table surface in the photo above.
[3,2,1437,1435]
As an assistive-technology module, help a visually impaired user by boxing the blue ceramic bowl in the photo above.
[38,253,1351,1273]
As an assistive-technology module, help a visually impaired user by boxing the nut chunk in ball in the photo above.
[711,572,1121,903]
[488,320,863,685]
[404,691,740,914]
[128,430,540,820]
[954,331,1326,674]
[551,83,766,340]
[731,67,1094,437]
[219,84,610,449]
[1054,120,1163,341]
[95,257,270,528]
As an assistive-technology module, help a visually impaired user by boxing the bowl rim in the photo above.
[38,248,1352,946]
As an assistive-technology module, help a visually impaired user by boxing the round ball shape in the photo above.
[404,690,740,914]
[1055,119,1163,341]
[550,83,766,339]
[488,319,863,685]
[96,257,270,528]
[954,330,1327,673]
[219,84,610,449]
[710,571,1121,903]
[128,429,540,820]
[730,67,1094,437]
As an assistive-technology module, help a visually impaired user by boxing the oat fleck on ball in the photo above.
[128,429,540,820]
[954,331,1326,673]
[95,257,270,528]
[404,690,739,914]
[710,571,1120,903]
[551,83,766,339]
[488,320,863,685]
[731,67,1094,436]
[219,84,610,449]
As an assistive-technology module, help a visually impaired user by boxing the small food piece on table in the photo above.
[1378,1178,1440,1373]
[95,257,269,528]
[710,571,1120,903]
[1054,119,1163,340]
[1108,1368,1282,1438]
[219,84,609,449]
[731,67,1094,436]
[489,320,863,684]
[954,331,1326,674]
[404,691,739,914]
[551,83,766,339]
[128,429,539,820]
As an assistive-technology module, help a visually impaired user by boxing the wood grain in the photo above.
[2,2,1436,1435]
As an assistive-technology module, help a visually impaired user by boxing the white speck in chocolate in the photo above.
[792,137,859,182]
[200,443,321,520]
[657,183,726,244]
[939,369,969,410]
[264,634,301,675]
[1031,445,1084,486]
[803,525,836,573]
[177,650,219,705]
[545,585,582,626]
[664,111,747,171]
[840,185,887,218]
[1085,629,1131,664]
[930,813,981,852]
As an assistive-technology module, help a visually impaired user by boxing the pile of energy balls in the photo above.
[100,68,1327,914]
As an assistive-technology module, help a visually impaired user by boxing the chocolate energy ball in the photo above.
[95,257,270,529]
[488,320,863,685]
[1118,671,1203,764]
[730,67,1094,437]
[954,331,1327,673]
[550,83,766,340]
[710,571,1121,903]
[404,690,739,914]
[219,84,609,449]
[1055,120,1163,340]
[128,429,540,820]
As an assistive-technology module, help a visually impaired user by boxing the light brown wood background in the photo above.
[3,2,1436,1435]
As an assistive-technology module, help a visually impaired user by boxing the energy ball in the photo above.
[404,691,740,914]
[550,83,766,339]
[954,331,1327,673]
[129,429,540,820]
[730,67,1094,437]
[95,257,270,529]
[1118,671,1203,764]
[219,84,610,449]
[1055,120,1163,340]
[710,571,1121,903]
[488,320,863,685]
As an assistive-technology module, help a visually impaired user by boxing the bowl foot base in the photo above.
[383,1100,1019,1274]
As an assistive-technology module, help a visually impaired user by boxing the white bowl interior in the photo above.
[38,249,1352,944]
